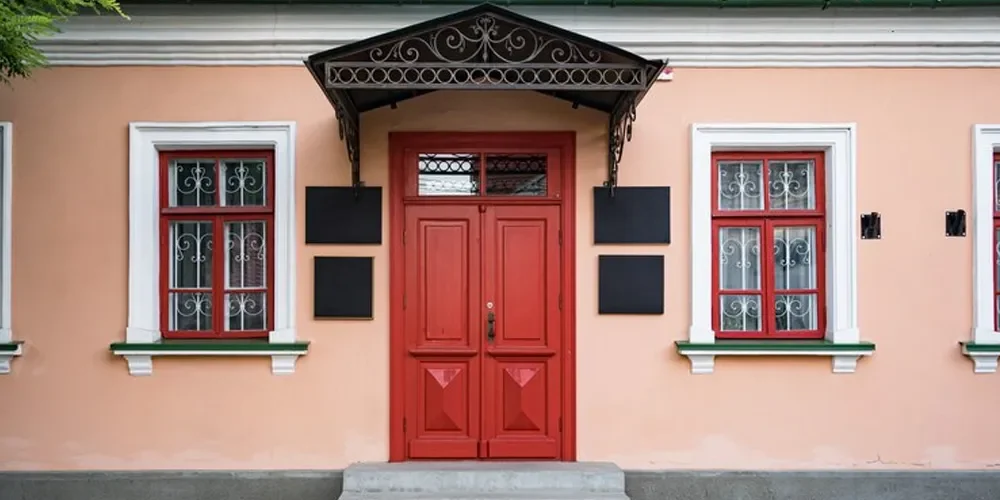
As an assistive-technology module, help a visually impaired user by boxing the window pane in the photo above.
[226,221,266,289]
[418,153,480,196]
[222,159,266,207]
[170,221,213,288]
[717,161,763,211]
[719,227,761,290]
[994,160,1000,212]
[719,295,761,332]
[169,160,217,207]
[169,292,212,331]
[768,160,816,210]
[226,292,266,331]
[775,293,818,331]
[485,154,547,196]
[773,226,817,290]
[995,227,1000,292]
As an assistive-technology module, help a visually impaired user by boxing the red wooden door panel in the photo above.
[404,204,482,459]
[390,132,576,463]
[482,205,562,459]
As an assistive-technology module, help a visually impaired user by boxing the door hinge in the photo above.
[558,229,562,246]
[403,418,407,434]
[558,293,562,310]
[403,293,407,309]
[402,230,406,245]
[558,417,562,432]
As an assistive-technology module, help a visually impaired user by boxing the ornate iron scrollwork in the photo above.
[606,95,638,197]
[324,14,650,91]
[314,7,665,199]
[370,14,601,65]
[331,91,362,196]
[326,63,647,90]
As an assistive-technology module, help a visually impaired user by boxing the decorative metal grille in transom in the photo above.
[416,153,549,197]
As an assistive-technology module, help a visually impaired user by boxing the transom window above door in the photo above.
[411,151,557,198]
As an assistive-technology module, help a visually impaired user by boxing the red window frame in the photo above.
[993,152,1000,330]
[711,151,827,340]
[158,150,276,339]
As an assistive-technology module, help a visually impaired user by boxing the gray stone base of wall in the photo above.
[1,469,999,500]
[0,471,343,500]
[625,471,1000,500]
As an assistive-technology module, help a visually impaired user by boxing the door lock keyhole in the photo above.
[486,311,496,343]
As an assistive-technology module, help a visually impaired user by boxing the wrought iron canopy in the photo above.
[304,3,667,196]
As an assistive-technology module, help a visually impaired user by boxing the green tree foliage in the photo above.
[0,0,128,85]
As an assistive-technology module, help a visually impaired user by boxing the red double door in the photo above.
[402,203,563,460]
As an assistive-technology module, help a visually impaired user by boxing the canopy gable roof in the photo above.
[305,3,668,195]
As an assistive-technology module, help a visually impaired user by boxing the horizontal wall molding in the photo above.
[39,5,1000,67]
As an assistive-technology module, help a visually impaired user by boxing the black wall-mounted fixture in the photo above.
[305,186,383,244]
[861,212,881,240]
[945,209,967,237]
[593,186,671,244]
[597,255,665,315]
[314,256,374,319]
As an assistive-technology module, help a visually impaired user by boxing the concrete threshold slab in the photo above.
[340,462,628,500]
[339,494,629,500]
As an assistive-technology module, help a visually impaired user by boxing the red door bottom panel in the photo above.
[406,358,480,459]
[484,357,560,459]
[409,440,479,459]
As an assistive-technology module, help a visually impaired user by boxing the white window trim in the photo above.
[684,123,866,374]
[966,125,1000,373]
[119,121,299,376]
[0,123,17,374]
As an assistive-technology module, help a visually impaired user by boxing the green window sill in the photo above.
[109,340,310,376]
[110,340,309,353]
[675,340,875,374]
[0,341,23,374]
[0,340,23,354]
[960,342,1000,373]
[960,341,1000,353]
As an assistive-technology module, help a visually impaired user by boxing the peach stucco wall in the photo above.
[1,67,1000,470]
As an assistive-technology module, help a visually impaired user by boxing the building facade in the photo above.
[1,2,1000,498]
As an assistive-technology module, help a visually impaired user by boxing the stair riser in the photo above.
[339,495,630,500]
[340,462,628,498]
[344,472,624,494]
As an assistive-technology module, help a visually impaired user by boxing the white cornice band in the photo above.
[38,5,1000,68]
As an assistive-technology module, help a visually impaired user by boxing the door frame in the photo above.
[388,131,577,462]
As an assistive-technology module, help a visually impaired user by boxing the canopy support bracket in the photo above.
[332,89,363,198]
[606,94,638,198]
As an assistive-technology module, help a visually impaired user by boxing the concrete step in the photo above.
[338,462,629,500]
[339,494,628,500]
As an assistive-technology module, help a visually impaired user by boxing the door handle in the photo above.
[486,311,495,343]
